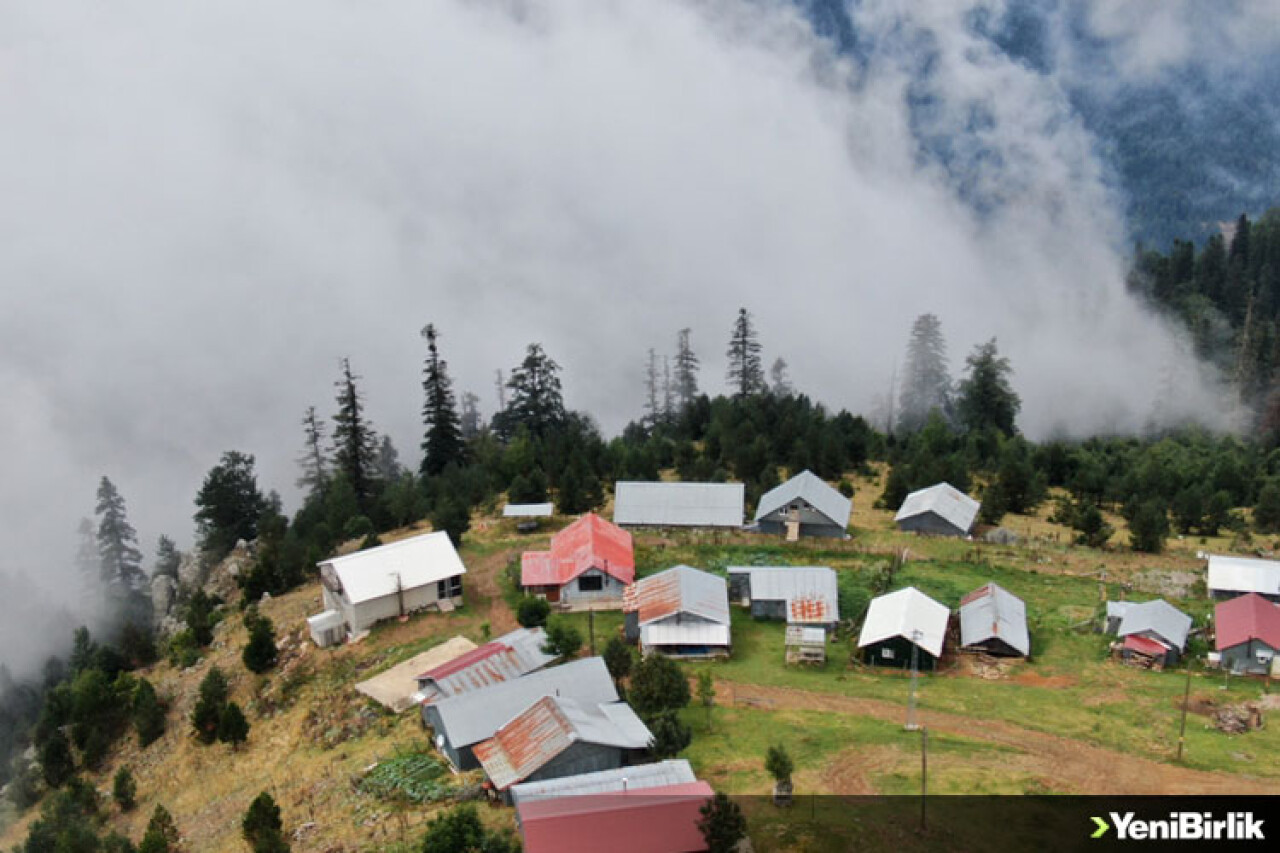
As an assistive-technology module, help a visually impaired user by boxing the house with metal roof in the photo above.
[726,565,839,630]
[516,782,715,853]
[413,627,556,705]
[313,531,466,639]
[622,565,731,658]
[894,482,980,537]
[509,759,698,808]
[612,481,745,529]
[1206,554,1280,602]
[858,587,950,669]
[1109,599,1193,667]
[521,513,635,607]
[1215,592,1280,675]
[753,470,851,539]
[422,657,618,770]
[959,583,1030,658]
[473,695,653,800]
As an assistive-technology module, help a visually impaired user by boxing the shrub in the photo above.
[647,710,691,759]
[516,596,550,628]
[629,653,690,718]
[113,766,136,811]
[541,618,583,659]
[242,792,289,852]
[242,608,278,675]
[191,667,229,744]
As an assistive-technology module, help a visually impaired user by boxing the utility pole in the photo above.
[589,606,596,656]
[920,727,929,832]
[906,629,922,731]
[1177,661,1193,761]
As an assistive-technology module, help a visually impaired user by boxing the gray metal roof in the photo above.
[959,582,1030,656]
[754,470,851,529]
[1116,599,1192,651]
[413,627,557,704]
[612,481,744,528]
[504,503,555,518]
[429,657,618,749]
[894,482,980,534]
[1105,601,1133,623]
[629,565,730,627]
[858,586,949,657]
[1207,554,1280,596]
[509,760,697,807]
[726,565,839,624]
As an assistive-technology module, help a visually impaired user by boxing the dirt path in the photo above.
[717,679,1274,795]
[471,547,519,634]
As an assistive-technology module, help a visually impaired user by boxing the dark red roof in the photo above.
[518,782,714,853]
[418,640,506,681]
[1215,593,1280,651]
[1123,634,1169,657]
[521,513,635,588]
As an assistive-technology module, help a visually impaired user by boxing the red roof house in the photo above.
[1215,592,1280,674]
[521,513,634,605]
[517,782,715,853]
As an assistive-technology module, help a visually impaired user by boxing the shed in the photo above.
[473,695,652,799]
[306,609,344,649]
[612,481,744,529]
[726,566,839,630]
[894,483,980,537]
[504,503,555,518]
[1215,592,1280,675]
[315,531,466,638]
[622,565,731,658]
[1113,599,1192,667]
[509,759,697,808]
[858,587,949,669]
[422,657,618,770]
[1206,555,1280,602]
[785,625,827,664]
[517,782,714,853]
[413,627,556,705]
[753,470,851,539]
[959,583,1030,658]
[521,513,635,607]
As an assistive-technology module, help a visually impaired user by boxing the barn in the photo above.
[894,482,980,537]
[521,513,635,607]
[473,695,652,800]
[726,565,839,631]
[517,781,714,853]
[1215,592,1280,675]
[1109,599,1192,667]
[858,587,949,669]
[959,582,1030,658]
[412,627,556,705]
[314,531,466,639]
[1206,554,1280,602]
[622,565,731,658]
[612,481,744,529]
[752,470,851,539]
[422,657,619,770]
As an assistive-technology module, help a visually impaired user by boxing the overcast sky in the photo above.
[1,0,1275,675]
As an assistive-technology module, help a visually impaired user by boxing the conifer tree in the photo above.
[217,701,249,748]
[242,792,289,853]
[191,666,228,744]
[193,451,267,559]
[96,477,145,591]
[496,344,566,439]
[643,348,661,427]
[420,324,466,477]
[725,308,765,397]
[132,678,166,747]
[138,804,180,853]
[331,358,380,511]
[242,607,278,674]
[674,327,700,410]
[153,535,180,580]
[898,313,952,433]
[662,355,674,422]
[769,357,793,397]
[955,338,1021,437]
[296,406,329,497]
[459,391,482,439]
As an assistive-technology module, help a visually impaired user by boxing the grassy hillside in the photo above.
[4,470,1277,851]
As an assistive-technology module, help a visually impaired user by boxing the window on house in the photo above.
[578,574,604,592]
[438,575,463,599]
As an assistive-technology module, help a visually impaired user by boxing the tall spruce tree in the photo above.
[193,451,266,559]
[643,348,661,427]
[955,338,1021,437]
[420,324,466,477]
[497,344,565,439]
[375,435,402,483]
[769,357,793,397]
[331,358,379,511]
[674,327,700,409]
[725,308,764,397]
[898,313,952,433]
[661,355,674,422]
[95,477,145,592]
[459,391,481,439]
[295,406,329,497]
[153,535,180,580]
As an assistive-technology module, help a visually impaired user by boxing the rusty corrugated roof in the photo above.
[627,565,729,627]
[521,513,634,588]
[416,628,556,704]
[788,596,832,624]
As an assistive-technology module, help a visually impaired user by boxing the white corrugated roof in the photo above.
[726,566,839,624]
[894,482,980,534]
[504,503,555,518]
[430,657,618,749]
[318,531,466,605]
[959,583,1030,656]
[640,622,732,648]
[1116,599,1192,651]
[1207,554,1280,596]
[754,470,851,529]
[858,586,950,658]
[613,482,744,528]
[509,760,696,807]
